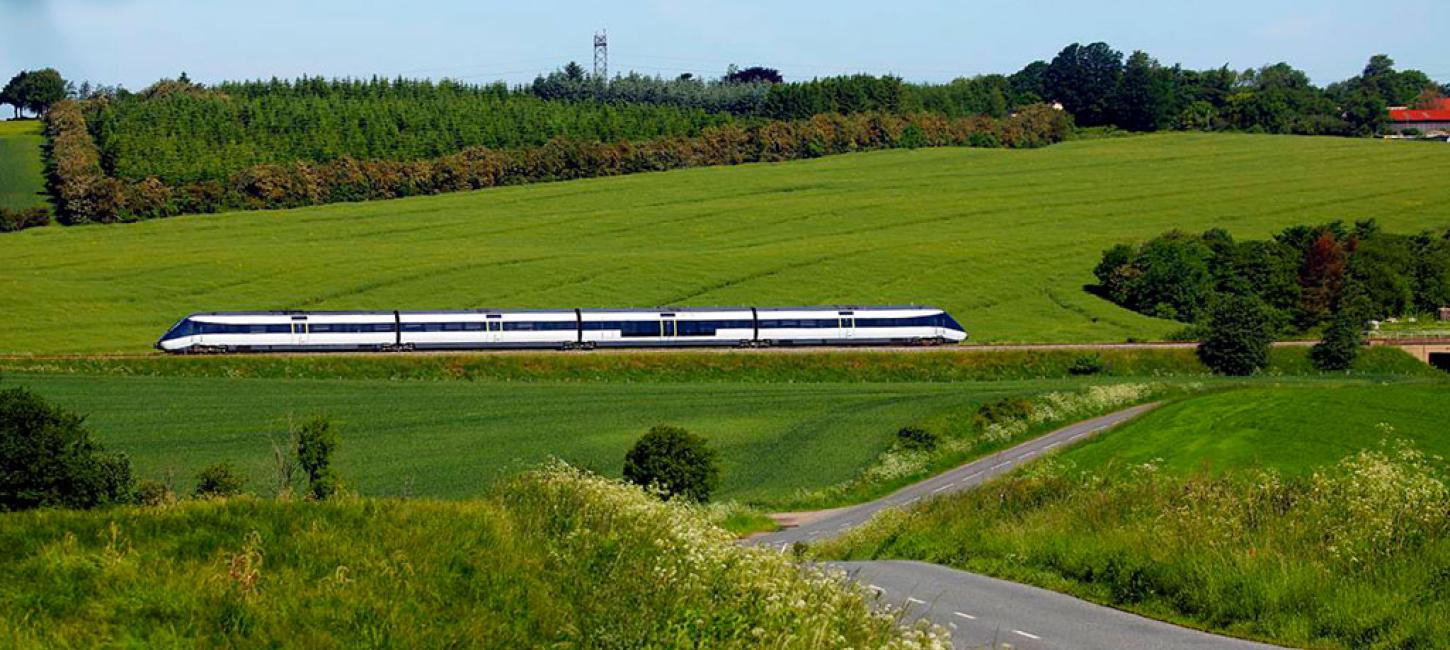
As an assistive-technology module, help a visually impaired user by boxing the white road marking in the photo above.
[990,462,1008,470]
[903,497,919,505]
[868,584,885,594]
[1021,451,1037,458]
[931,484,953,494]
[962,471,982,481]
[1013,630,1042,640]
[1043,442,1059,450]
[953,611,976,620]
[906,597,926,605]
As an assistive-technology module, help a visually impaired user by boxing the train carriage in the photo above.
[157,305,967,353]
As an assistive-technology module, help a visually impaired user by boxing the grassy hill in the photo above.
[3,133,1448,353]
[0,464,938,648]
[0,121,47,211]
[1063,384,1450,475]
[816,383,1450,648]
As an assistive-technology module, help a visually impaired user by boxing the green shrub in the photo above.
[894,426,939,452]
[1068,354,1106,375]
[0,385,133,511]
[973,397,1035,429]
[622,425,720,503]
[1197,295,1275,375]
[1310,313,1363,371]
[295,416,340,500]
[134,479,174,506]
[193,462,246,498]
[0,206,50,232]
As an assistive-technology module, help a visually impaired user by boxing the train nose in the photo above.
[944,329,968,343]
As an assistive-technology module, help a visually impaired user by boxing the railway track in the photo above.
[0,340,1321,360]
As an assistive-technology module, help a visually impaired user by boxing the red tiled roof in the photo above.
[1389,98,1450,123]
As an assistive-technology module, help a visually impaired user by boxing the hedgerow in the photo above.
[40,100,1071,226]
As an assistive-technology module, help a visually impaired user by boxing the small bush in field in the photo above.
[623,425,720,503]
[295,416,340,500]
[895,426,939,451]
[0,385,133,511]
[135,479,175,506]
[1068,353,1106,375]
[193,462,246,498]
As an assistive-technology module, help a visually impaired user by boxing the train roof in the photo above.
[184,305,944,317]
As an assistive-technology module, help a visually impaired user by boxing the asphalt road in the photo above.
[750,402,1290,649]
[751,403,1161,547]
[833,560,1281,650]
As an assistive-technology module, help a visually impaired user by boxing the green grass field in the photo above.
[3,346,1437,507]
[0,121,48,211]
[1063,384,1450,475]
[5,371,1102,504]
[3,133,1448,352]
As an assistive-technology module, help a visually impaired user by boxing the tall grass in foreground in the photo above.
[0,462,946,648]
[815,436,1450,648]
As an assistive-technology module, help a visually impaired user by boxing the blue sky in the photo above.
[1,0,1446,89]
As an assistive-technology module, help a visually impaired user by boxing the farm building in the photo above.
[1387,98,1450,135]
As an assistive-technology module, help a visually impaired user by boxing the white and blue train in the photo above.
[156,306,967,353]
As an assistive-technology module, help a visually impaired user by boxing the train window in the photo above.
[311,323,393,333]
[856,316,937,328]
[582,321,623,331]
[674,321,715,337]
[464,322,485,331]
[619,321,659,337]
[760,319,837,328]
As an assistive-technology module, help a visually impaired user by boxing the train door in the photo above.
[661,313,677,339]
[290,317,309,347]
[839,311,856,340]
[486,314,503,343]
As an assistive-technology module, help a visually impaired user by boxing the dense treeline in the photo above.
[43,100,1068,225]
[1015,45,1445,135]
[87,77,733,184]
[85,72,1030,186]
[531,46,1445,135]
[532,66,1023,120]
[1094,220,1450,336]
